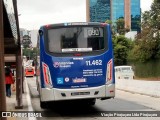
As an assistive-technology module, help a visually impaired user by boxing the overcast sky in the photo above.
[17,0,153,30]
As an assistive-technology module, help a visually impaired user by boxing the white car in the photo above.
[115,66,134,80]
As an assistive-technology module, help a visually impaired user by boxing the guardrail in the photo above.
[116,79,160,97]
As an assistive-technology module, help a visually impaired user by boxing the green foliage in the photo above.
[130,0,160,62]
[105,20,112,24]
[105,20,117,36]
[132,59,160,78]
[130,39,160,62]
[105,18,131,37]
[150,0,160,30]
[113,35,133,65]
[114,44,127,65]
[115,18,125,35]
[23,47,38,60]
[114,18,131,35]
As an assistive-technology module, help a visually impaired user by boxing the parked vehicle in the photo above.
[115,66,134,80]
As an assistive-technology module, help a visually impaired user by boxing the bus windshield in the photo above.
[47,27,105,53]
[121,67,132,72]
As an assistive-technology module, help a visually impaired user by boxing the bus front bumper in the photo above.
[40,84,115,102]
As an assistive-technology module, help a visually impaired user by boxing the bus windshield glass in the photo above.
[121,67,132,72]
[47,27,105,53]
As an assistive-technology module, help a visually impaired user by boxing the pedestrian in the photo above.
[5,67,14,97]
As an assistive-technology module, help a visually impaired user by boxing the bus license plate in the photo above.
[71,92,90,96]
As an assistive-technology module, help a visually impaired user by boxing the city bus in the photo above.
[24,59,35,77]
[25,67,35,77]
[36,22,115,108]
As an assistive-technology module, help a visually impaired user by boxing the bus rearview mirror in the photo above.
[39,30,43,36]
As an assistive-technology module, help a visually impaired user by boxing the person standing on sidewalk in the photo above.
[5,67,14,97]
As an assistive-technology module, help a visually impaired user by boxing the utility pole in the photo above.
[0,0,7,119]
[15,50,23,109]
[13,0,23,109]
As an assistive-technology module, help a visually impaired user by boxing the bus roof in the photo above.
[40,22,109,29]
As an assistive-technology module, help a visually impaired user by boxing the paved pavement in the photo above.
[116,79,160,97]
[4,77,160,120]
[5,79,31,120]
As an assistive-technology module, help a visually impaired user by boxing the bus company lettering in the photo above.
[53,62,74,68]
[67,22,88,26]
[83,69,103,77]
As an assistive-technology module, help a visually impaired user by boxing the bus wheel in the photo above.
[40,101,47,109]
[84,99,96,106]
[88,99,96,105]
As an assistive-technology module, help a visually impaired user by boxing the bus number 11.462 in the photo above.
[86,60,102,66]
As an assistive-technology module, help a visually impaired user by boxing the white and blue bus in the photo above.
[36,22,115,108]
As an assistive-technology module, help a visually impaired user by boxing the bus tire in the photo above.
[88,99,96,105]
[40,101,47,109]
[83,99,96,106]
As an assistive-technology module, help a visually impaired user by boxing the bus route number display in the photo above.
[87,28,100,37]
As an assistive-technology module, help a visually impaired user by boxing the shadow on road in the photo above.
[38,101,101,117]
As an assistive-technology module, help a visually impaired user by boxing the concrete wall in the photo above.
[116,79,160,97]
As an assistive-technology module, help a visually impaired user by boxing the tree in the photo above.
[22,35,32,48]
[105,20,117,36]
[104,19,133,65]
[150,0,160,31]
[131,0,160,62]
[105,20,112,24]
[23,47,38,60]
[22,31,33,60]
[116,18,130,35]
[113,35,133,65]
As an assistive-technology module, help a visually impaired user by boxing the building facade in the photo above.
[130,0,141,32]
[89,0,111,22]
[111,0,124,24]
[87,0,141,32]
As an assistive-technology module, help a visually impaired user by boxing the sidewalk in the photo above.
[116,79,160,98]
[6,80,30,120]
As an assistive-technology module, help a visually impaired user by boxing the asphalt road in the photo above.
[26,77,160,120]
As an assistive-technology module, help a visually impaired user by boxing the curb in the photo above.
[25,78,37,120]
[117,88,160,98]
[116,79,160,98]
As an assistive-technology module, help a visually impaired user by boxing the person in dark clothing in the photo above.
[5,67,14,97]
